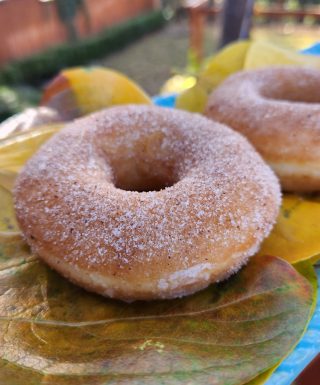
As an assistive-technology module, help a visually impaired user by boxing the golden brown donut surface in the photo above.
[14,105,281,301]
[206,66,320,192]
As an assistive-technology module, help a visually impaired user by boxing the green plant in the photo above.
[0,86,40,122]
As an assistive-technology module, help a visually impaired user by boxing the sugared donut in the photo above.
[206,66,320,192]
[14,105,281,301]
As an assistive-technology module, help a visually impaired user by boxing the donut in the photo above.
[14,105,281,301]
[206,66,320,192]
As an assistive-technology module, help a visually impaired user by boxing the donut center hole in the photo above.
[262,81,320,104]
[110,155,178,192]
[114,172,177,192]
[267,92,320,104]
[103,131,181,192]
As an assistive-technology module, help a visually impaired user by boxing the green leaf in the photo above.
[0,241,314,385]
[0,125,61,172]
[244,260,318,385]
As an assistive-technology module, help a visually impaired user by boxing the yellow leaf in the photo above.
[0,107,62,141]
[42,67,151,118]
[258,195,320,264]
[0,251,314,385]
[0,125,61,172]
[176,41,250,114]
[0,185,19,233]
[245,41,320,69]
[200,40,251,90]
[175,83,208,113]
[160,74,196,95]
[0,170,17,192]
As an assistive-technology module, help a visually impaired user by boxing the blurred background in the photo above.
[2,0,320,121]
[0,0,319,383]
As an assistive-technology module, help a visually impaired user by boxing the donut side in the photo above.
[14,106,281,301]
[206,66,320,192]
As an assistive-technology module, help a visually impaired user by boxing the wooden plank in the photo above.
[184,5,320,18]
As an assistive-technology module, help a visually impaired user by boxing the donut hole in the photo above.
[261,78,320,104]
[103,132,180,192]
[115,176,175,192]
[113,165,178,192]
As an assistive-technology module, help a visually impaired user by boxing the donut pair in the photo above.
[15,65,315,302]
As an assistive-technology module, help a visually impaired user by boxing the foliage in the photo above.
[0,11,166,87]
[0,241,314,385]
[42,67,151,119]
[258,195,320,264]
[0,125,61,172]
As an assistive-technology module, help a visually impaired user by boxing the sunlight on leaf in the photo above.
[160,74,196,95]
[176,41,250,113]
[0,242,314,385]
[0,107,62,141]
[245,40,320,69]
[200,40,251,89]
[42,67,151,119]
[244,260,317,385]
[258,195,320,264]
[0,125,61,172]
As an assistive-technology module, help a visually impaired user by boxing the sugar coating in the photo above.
[14,105,281,299]
[206,66,320,161]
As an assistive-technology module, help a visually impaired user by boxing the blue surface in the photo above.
[152,93,177,108]
[302,42,320,55]
[153,43,320,384]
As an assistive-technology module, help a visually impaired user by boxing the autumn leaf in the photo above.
[41,67,151,120]
[0,125,61,172]
[175,82,208,113]
[243,260,318,385]
[258,195,320,264]
[245,40,320,70]
[0,185,19,233]
[0,106,62,141]
[176,40,250,113]
[200,40,251,89]
[0,233,314,385]
[0,169,16,193]
[160,74,196,95]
